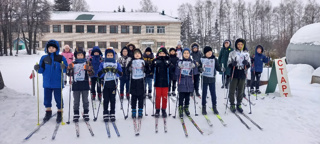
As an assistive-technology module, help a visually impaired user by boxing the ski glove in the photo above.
[242,60,249,66]
[84,64,92,71]
[190,63,195,69]
[60,63,66,69]
[68,63,74,70]
[221,67,226,72]
[231,61,237,67]
[34,64,40,71]
[111,67,118,74]
[198,67,204,73]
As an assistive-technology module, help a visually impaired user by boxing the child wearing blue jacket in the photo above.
[34,40,68,123]
[250,45,269,94]
[98,48,123,122]
[89,46,103,101]
[175,48,198,118]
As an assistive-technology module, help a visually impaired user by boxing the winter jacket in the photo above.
[227,39,251,79]
[67,59,94,91]
[175,58,198,93]
[61,49,74,65]
[38,40,68,89]
[143,52,154,79]
[169,54,179,80]
[199,55,222,84]
[127,51,147,96]
[117,47,132,81]
[218,40,234,75]
[151,56,170,87]
[97,48,122,88]
[90,46,103,78]
[127,43,136,59]
[251,45,269,73]
[190,42,203,64]
[176,47,183,60]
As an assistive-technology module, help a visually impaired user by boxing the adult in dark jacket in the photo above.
[34,40,68,123]
[127,49,148,118]
[127,43,136,59]
[168,48,179,96]
[218,40,234,88]
[151,47,170,118]
[250,45,269,94]
[199,46,224,115]
[227,38,251,113]
[89,46,103,101]
[190,42,203,97]
[143,47,154,98]
[175,48,199,118]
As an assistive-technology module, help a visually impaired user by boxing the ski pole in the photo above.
[66,74,72,124]
[61,61,65,125]
[151,64,156,117]
[245,66,252,114]
[167,67,171,116]
[88,73,96,121]
[94,78,103,121]
[125,76,131,119]
[172,92,179,119]
[143,77,148,116]
[114,74,127,119]
[192,67,198,116]
[225,66,235,114]
[36,63,40,125]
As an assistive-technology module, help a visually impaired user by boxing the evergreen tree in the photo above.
[54,0,71,11]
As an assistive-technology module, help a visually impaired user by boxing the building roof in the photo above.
[50,11,180,23]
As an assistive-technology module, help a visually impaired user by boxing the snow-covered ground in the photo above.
[0,51,320,144]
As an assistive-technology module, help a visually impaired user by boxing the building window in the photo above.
[76,25,84,33]
[98,42,107,49]
[121,26,129,34]
[64,25,72,33]
[121,42,129,49]
[53,25,61,33]
[87,25,95,33]
[98,26,106,33]
[64,41,73,48]
[157,26,165,33]
[42,41,48,48]
[146,26,154,33]
[76,41,84,48]
[110,25,118,34]
[41,25,50,33]
[110,42,118,49]
[133,26,141,34]
[157,42,165,48]
[87,41,95,49]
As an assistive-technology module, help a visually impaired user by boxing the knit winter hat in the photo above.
[74,47,86,59]
[203,46,212,54]
[145,47,152,53]
[157,47,168,56]
[182,48,191,54]
[169,48,176,53]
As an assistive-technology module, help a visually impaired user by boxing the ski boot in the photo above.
[230,105,236,113]
[56,111,62,123]
[196,91,201,97]
[120,93,124,100]
[138,109,143,118]
[172,92,176,97]
[256,89,261,94]
[155,109,160,118]
[212,106,219,114]
[43,110,52,121]
[98,93,102,101]
[110,114,116,122]
[73,110,80,122]
[184,105,190,116]
[83,109,90,121]
[103,111,110,122]
[202,105,207,115]
[168,92,171,97]
[250,89,255,94]
[162,109,167,118]
[236,105,243,113]
[126,93,130,100]
[179,106,184,118]
[91,93,96,100]
[132,109,136,118]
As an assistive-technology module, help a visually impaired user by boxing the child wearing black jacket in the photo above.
[127,49,148,118]
[168,48,179,97]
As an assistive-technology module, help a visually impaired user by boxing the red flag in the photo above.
[29,72,34,79]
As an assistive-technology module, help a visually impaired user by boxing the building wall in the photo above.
[286,43,320,68]
[39,21,181,53]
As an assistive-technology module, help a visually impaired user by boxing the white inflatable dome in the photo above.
[286,23,320,68]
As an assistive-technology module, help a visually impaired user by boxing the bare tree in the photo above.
[71,0,89,11]
[138,0,158,12]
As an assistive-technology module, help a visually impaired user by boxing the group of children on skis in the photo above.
[34,38,270,124]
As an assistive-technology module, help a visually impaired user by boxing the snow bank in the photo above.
[287,64,314,84]
[312,67,320,77]
[290,23,320,45]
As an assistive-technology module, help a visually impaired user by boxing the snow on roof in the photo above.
[290,23,320,45]
[50,11,180,23]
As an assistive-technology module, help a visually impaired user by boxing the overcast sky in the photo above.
[49,0,320,17]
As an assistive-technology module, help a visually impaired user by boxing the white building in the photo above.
[39,11,181,52]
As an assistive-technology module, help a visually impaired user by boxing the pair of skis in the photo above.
[74,121,95,138]
[24,113,57,140]
[133,118,142,136]
[179,115,203,137]
[229,107,263,130]
[105,120,121,137]
[155,117,167,133]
